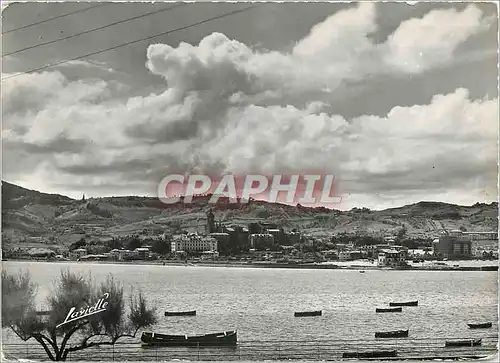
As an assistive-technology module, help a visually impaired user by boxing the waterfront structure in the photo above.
[171,233,218,254]
[70,248,87,259]
[377,249,407,267]
[109,249,121,260]
[249,233,275,250]
[134,247,150,260]
[435,230,472,259]
[118,249,136,260]
[339,250,363,261]
[209,232,231,254]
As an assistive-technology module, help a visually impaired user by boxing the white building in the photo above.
[171,234,218,253]
[377,249,407,267]
[134,247,150,260]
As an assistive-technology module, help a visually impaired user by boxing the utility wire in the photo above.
[2,3,109,34]
[3,3,188,57]
[2,6,256,82]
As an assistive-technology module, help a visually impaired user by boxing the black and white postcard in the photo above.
[1,1,498,362]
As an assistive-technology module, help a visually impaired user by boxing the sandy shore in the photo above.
[5,258,498,271]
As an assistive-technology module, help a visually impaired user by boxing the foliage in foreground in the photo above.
[2,269,157,361]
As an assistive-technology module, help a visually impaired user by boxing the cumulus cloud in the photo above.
[2,3,497,209]
[383,5,493,73]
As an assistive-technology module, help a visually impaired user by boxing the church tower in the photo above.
[206,209,215,234]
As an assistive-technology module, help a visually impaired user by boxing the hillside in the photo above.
[1,181,498,250]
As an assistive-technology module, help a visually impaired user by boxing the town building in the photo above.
[249,234,275,250]
[118,249,136,260]
[435,230,473,259]
[339,250,364,261]
[286,231,302,246]
[377,249,407,267]
[70,248,87,259]
[134,247,150,260]
[109,249,121,260]
[209,232,231,254]
[171,234,218,254]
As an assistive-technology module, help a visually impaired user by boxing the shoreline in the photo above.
[4,258,498,271]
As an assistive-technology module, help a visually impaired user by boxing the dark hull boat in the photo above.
[294,310,322,317]
[375,329,409,338]
[467,322,492,329]
[141,330,237,347]
[376,307,402,313]
[343,350,397,358]
[389,300,418,307]
[164,310,196,317]
[445,338,481,347]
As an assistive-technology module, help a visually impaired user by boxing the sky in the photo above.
[1,1,499,210]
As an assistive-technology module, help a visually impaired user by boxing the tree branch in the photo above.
[62,330,142,360]
[38,333,58,356]
[58,321,89,357]
[32,334,56,361]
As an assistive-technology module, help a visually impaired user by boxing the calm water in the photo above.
[2,261,498,360]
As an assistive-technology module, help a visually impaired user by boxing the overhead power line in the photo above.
[1,6,256,82]
[3,3,188,57]
[3,4,109,34]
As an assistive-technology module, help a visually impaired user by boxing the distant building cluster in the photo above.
[4,207,497,267]
[171,234,219,257]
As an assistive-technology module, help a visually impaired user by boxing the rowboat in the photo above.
[294,310,322,317]
[445,338,481,347]
[164,310,196,317]
[389,300,418,307]
[141,330,237,347]
[467,322,492,329]
[375,329,409,338]
[376,307,402,313]
[342,350,397,358]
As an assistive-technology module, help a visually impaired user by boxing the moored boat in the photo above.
[342,350,397,358]
[141,330,237,347]
[376,307,402,313]
[375,329,409,338]
[445,338,481,347]
[467,322,492,329]
[164,310,196,317]
[389,300,418,307]
[294,310,322,317]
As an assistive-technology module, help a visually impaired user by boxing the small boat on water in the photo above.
[342,350,397,358]
[164,310,196,317]
[445,338,481,347]
[467,322,492,329]
[294,310,322,317]
[141,330,237,347]
[359,270,365,273]
[375,329,409,338]
[389,300,418,307]
[376,307,402,313]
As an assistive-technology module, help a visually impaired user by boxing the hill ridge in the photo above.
[1,181,497,249]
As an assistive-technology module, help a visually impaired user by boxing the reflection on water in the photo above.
[1,261,498,360]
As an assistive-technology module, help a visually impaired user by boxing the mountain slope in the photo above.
[1,181,497,249]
